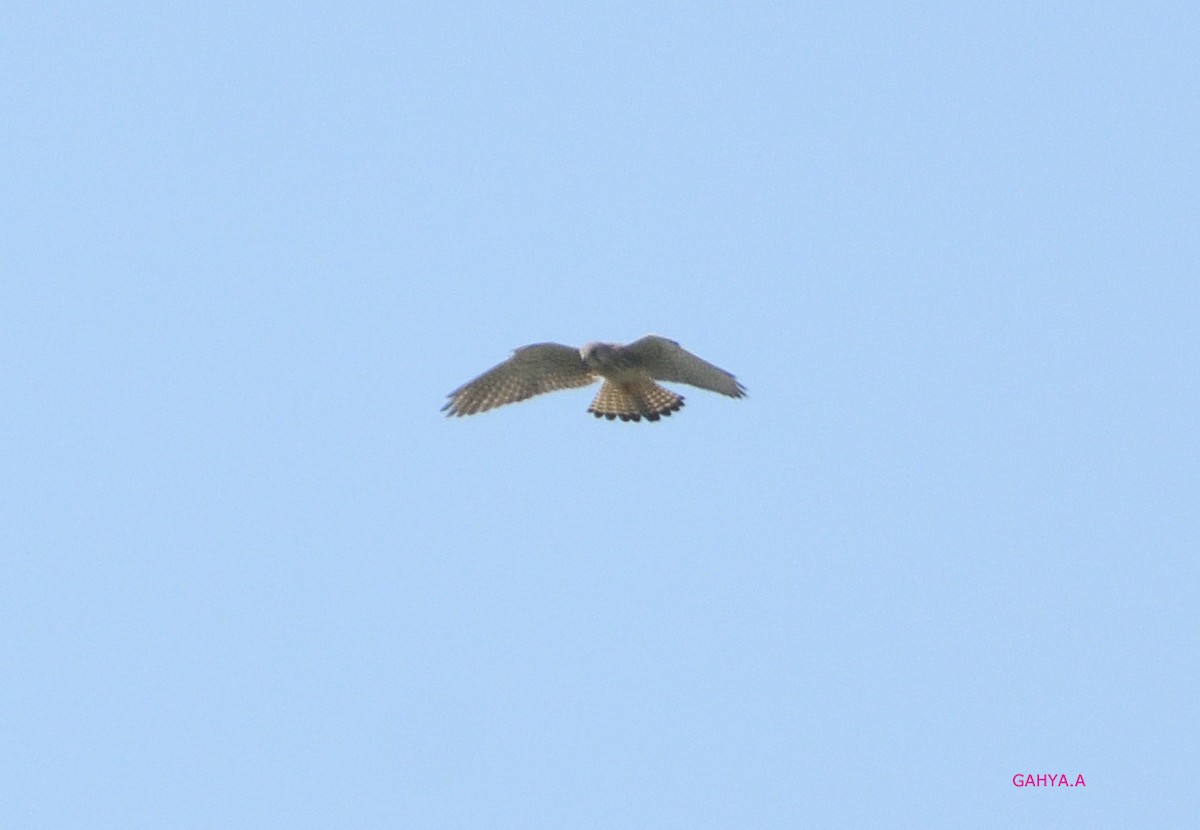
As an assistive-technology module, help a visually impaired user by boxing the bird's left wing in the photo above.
[624,335,746,398]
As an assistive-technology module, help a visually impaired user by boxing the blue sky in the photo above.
[3,2,1197,827]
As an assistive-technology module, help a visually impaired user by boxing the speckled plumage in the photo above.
[587,379,684,422]
[442,335,745,423]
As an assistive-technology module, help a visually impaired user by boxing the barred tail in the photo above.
[588,381,684,422]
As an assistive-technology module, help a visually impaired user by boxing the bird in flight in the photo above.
[442,335,746,422]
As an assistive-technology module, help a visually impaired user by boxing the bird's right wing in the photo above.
[442,343,596,416]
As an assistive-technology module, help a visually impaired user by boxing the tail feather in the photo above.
[588,381,684,422]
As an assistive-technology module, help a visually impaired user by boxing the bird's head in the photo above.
[580,342,618,370]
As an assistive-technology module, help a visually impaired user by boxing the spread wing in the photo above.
[623,335,746,398]
[442,343,596,416]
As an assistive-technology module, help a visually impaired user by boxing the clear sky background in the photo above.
[3,2,1197,827]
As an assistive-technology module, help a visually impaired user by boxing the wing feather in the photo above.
[623,335,746,398]
[442,343,595,416]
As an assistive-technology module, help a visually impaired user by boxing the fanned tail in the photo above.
[587,381,684,423]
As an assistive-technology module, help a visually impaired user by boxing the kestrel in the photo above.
[442,335,746,422]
